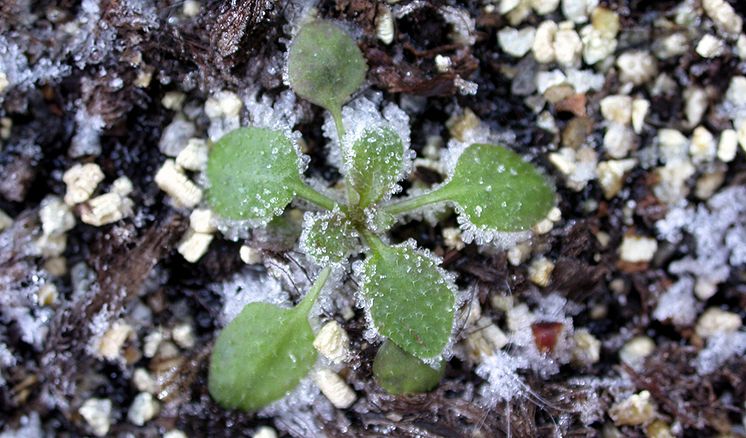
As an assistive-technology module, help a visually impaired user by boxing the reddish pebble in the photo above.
[532,321,564,353]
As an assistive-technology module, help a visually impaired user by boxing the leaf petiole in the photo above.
[381,188,450,216]
[357,226,386,255]
[331,106,363,210]
[297,265,333,315]
[331,107,345,145]
[293,182,339,211]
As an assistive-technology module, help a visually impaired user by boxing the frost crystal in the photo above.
[69,106,106,157]
[695,331,746,375]
[506,293,576,378]
[214,217,255,241]
[260,378,343,437]
[653,277,698,326]
[439,6,476,45]
[209,269,290,325]
[158,119,195,157]
[0,267,52,349]
[0,342,16,385]
[0,36,71,100]
[86,304,113,357]
[322,92,412,181]
[244,89,301,137]
[475,351,531,403]
[456,213,532,247]
[69,0,158,68]
[299,209,359,266]
[656,186,746,289]
[0,412,42,438]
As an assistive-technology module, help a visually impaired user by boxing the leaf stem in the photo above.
[331,107,345,145]
[298,265,332,314]
[382,187,450,216]
[294,182,338,211]
[331,106,360,209]
[357,226,386,256]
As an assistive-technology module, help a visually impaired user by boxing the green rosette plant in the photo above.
[206,19,555,410]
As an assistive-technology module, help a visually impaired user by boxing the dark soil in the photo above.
[1,0,744,437]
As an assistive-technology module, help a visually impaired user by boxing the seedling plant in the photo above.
[206,19,555,411]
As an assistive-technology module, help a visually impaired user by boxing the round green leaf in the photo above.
[346,126,405,209]
[287,20,367,112]
[207,127,304,224]
[360,242,455,359]
[441,144,554,232]
[208,302,316,411]
[300,209,359,265]
[373,340,445,395]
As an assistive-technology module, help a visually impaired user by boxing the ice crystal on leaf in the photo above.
[208,266,332,411]
[323,93,412,182]
[359,240,456,360]
[345,126,406,209]
[243,89,303,142]
[207,127,309,225]
[299,209,359,265]
[442,144,555,233]
[205,17,556,410]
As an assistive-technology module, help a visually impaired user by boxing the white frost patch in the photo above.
[260,378,344,437]
[476,350,531,403]
[695,331,746,375]
[0,271,53,349]
[440,5,476,46]
[0,343,16,385]
[653,277,699,326]
[70,107,105,157]
[86,304,113,357]
[0,36,70,100]
[209,268,289,325]
[656,186,746,291]
[243,89,300,136]
[0,412,42,438]
[477,293,578,407]
[511,293,575,377]
[214,217,254,241]
[457,213,531,248]
[564,376,632,426]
